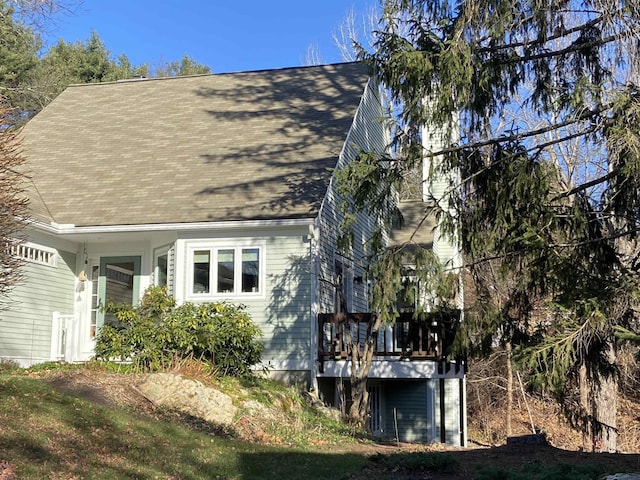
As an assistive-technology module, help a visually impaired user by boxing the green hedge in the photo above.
[95,286,263,375]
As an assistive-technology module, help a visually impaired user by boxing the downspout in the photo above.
[309,222,320,393]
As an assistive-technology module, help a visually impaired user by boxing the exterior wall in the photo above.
[316,79,388,314]
[435,377,465,445]
[174,225,313,375]
[422,124,461,270]
[318,359,466,446]
[383,380,433,443]
[0,237,76,367]
[5,224,313,376]
[381,378,464,445]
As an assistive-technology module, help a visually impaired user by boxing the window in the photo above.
[189,244,263,296]
[154,244,173,293]
[156,253,168,287]
[334,257,353,312]
[241,248,260,293]
[217,249,234,292]
[193,250,211,293]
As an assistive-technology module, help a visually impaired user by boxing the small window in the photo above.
[242,248,260,293]
[193,250,211,293]
[190,244,263,296]
[156,253,168,287]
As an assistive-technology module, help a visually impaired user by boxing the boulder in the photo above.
[137,373,237,426]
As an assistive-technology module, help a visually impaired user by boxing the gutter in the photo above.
[28,217,316,235]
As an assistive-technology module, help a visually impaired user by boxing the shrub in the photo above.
[95,286,263,375]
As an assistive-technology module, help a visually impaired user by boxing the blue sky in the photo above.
[43,0,378,73]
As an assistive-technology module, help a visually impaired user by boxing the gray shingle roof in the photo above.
[20,62,369,227]
[389,200,435,249]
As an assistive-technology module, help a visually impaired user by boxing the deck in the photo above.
[317,311,464,373]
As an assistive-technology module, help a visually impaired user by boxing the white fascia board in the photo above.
[319,359,465,379]
[30,218,316,235]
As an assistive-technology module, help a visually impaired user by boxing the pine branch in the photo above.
[426,106,604,159]
[551,171,616,201]
[475,15,606,55]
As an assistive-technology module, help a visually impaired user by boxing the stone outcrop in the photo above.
[137,373,237,426]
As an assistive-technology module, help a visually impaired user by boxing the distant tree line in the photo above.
[1,0,210,124]
[0,0,210,309]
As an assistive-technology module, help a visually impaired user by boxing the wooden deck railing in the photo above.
[317,310,461,366]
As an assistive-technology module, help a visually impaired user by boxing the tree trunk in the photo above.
[346,315,382,426]
[579,362,592,451]
[579,344,618,453]
[506,342,513,437]
[591,343,617,452]
[348,376,370,425]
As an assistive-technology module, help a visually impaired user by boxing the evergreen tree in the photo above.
[0,1,42,121]
[0,104,29,307]
[38,32,149,101]
[339,0,640,450]
[152,54,211,77]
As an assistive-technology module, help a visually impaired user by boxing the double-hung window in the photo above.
[190,244,263,297]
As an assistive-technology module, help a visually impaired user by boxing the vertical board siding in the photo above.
[443,378,462,445]
[384,380,431,443]
[430,378,463,445]
[0,249,76,365]
[318,80,388,314]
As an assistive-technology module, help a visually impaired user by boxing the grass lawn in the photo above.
[0,374,369,479]
[1,368,639,480]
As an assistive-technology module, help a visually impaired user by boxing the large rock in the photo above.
[137,373,237,426]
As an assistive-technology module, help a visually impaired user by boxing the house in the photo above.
[2,62,466,445]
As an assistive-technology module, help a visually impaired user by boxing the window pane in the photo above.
[193,250,210,293]
[156,254,168,287]
[242,248,259,292]
[217,249,235,293]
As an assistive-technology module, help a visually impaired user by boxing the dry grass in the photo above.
[467,352,640,453]
[6,361,640,479]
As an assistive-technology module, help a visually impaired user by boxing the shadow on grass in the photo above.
[236,442,640,480]
[2,375,639,480]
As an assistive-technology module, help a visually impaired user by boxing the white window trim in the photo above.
[186,240,266,300]
[153,244,172,288]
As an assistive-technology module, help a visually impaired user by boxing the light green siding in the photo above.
[383,380,433,443]
[433,378,464,445]
[317,79,388,313]
[258,235,312,364]
[422,124,460,269]
[0,249,76,366]
[379,378,463,444]
[178,230,312,368]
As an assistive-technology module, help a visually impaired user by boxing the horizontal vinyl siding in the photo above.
[433,227,457,267]
[0,249,76,365]
[178,230,312,368]
[423,121,460,270]
[261,234,312,364]
[318,80,388,314]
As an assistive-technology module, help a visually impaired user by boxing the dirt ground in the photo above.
[38,370,640,479]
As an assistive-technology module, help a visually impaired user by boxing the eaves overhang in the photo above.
[27,217,316,243]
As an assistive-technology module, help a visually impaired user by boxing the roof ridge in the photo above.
[65,61,364,88]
